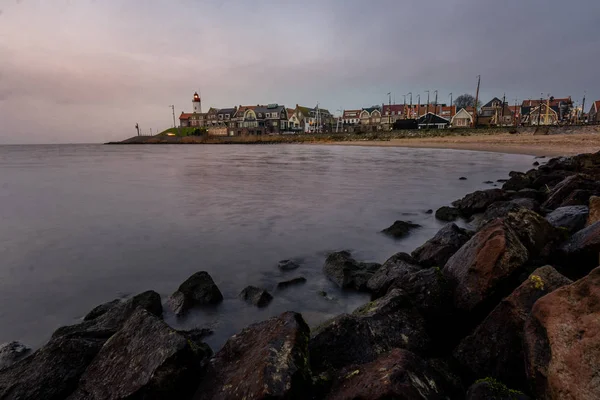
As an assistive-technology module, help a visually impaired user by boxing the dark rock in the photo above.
[545,205,589,234]
[502,172,532,191]
[412,223,472,268]
[466,379,530,400]
[194,312,311,400]
[323,251,381,291]
[524,267,600,400]
[476,200,539,230]
[381,220,421,239]
[459,176,467,180]
[52,290,163,340]
[178,328,214,344]
[168,271,223,315]
[425,209,433,214]
[530,170,575,190]
[559,188,599,208]
[443,219,528,314]
[310,289,430,373]
[83,299,121,321]
[502,207,559,258]
[278,259,300,271]
[535,155,546,159]
[587,195,600,226]
[558,221,600,278]
[239,286,273,307]
[366,252,422,298]
[0,341,30,371]
[435,206,460,222]
[0,335,104,400]
[533,161,540,166]
[541,174,600,210]
[68,309,211,400]
[511,188,545,202]
[497,179,508,183]
[454,266,571,389]
[484,181,494,184]
[452,188,507,217]
[325,349,460,400]
[277,276,307,289]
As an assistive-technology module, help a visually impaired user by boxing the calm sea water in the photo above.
[0,144,535,350]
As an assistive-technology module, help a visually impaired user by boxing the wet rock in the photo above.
[0,335,104,400]
[443,219,528,314]
[541,174,600,210]
[310,289,430,373]
[454,266,571,389]
[239,286,273,307]
[587,195,600,226]
[558,221,600,278]
[278,259,300,271]
[559,189,598,207]
[435,206,460,222]
[52,290,163,340]
[325,349,459,400]
[530,170,575,190]
[194,312,311,400]
[168,271,223,315]
[83,299,121,321]
[459,176,467,180]
[545,205,589,234]
[484,180,494,184]
[533,161,539,166]
[425,209,433,214]
[502,172,532,191]
[178,328,214,344]
[511,188,545,202]
[476,200,538,230]
[0,341,30,371]
[366,252,422,298]
[323,251,381,291]
[502,207,559,258]
[277,276,307,289]
[381,220,421,239]
[412,223,472,268]
[69,309,211,400]
[466,379,530,400]
[452,188,507,217]
[524,267,600,400]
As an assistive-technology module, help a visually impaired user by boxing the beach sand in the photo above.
[331,133,600,157]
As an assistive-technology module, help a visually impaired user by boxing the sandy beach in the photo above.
[332,133,600,157]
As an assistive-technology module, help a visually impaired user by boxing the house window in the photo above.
[272,112,278,118]
[258,113,263,118]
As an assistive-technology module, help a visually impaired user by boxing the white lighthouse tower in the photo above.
[192,92,202,113]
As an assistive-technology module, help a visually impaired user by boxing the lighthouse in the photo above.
[192,92,202,113]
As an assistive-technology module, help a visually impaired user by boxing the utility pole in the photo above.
[416,94,421,119]
[434,90,438,114]
[581,92,587,124]
[514,98,519,127]
[387,92,392,127]
[408,92,412,119]
[474,75,481,127]
[135,123,140,136]
[402,95,406,120]
[425,90,430,129]
[500,93,506,126]
[545,95,551,125]
[449,93,453,117]
[537,94,543,126]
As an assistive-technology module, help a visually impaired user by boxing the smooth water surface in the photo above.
[0,144,535,350]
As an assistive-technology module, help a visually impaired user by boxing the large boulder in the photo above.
[435,206,460,222]
[69,309,212,400]
[502,207,559,258]
[278,259,300,271]
[454,266,572,389]
[83,299,121,321]
[325,349,459,400]
[586,195,600,226]
[168,271,223,315]
[0,335,104,400]
[530,170,575,190]
[239,286,273,307]
[0,341,30,372]
[412,223,472,268]
[381,220,421,239]
[452,188,507,217]
[524,267,600,400]
[475,200,539,230]
[443,219,528,314]
[558,221,600,278]
[466,379,530,400]
[545,205,589,234]
[366,252,422,298]
[194,312,311,400]
[323,251,381,291]
[502,171,533,191]
[310,289,430,374]
[52,290,163,340]
[510,188,545,202]
[541,174,600,210]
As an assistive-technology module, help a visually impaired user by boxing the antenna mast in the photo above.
[474,75,481,127]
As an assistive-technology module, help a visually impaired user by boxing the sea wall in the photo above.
[108,124,600,145]
[3,151,600,398]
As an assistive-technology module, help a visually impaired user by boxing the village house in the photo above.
[308,107,333,132]
[342,110,361,126]
[402,104,453,120]
[451,107,475,127]
[231,104,289,136]
[588,101,600,123]
[360,106,382,129]
[522,103,560,126]
[418,113,450,129]
[217,107,237,126]
[288,105,311,132]
[520,97,573,124]
[381,104,405,128]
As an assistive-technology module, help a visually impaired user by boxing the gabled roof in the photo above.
[238,105,257,114]
[179,113,193,120]
[482,97,503,108]
[296,105,312,116]
[362,106,381,115]
[521,97,572,108]
[287,108,295,116]
[590,101,600,114]
[382,104,405,114]
[217,107,237,116]
[343,109,362,118]
[418,112,450,124]
[452,108,474,121]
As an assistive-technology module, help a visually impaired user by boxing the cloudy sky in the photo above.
[0,0,598,144]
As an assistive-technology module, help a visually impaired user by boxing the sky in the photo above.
[0,0,599,144]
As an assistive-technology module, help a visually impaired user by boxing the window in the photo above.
[272,112,278,118]
[258,113,263,118]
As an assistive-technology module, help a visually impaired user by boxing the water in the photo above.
[0,144,535,351]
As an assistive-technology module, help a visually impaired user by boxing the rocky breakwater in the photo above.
[4,151,600,399]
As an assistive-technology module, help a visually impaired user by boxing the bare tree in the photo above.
[454,94,481,110]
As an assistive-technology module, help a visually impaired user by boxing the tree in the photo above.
[454,94,481,110]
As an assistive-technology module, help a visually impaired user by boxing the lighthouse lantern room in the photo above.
[192,92,202,113]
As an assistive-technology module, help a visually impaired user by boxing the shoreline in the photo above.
[2,151,600,398]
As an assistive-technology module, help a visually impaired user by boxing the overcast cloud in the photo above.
[0,0,598,144]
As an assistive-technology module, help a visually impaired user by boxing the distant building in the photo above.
[522,103,559,126]
[342,109,361,126]
[360,106,382,129]
[588,101,600,123]
[231,104,289,135]
[521,97,573,124]
[451,107,474,127]
[381,104,405,128]
[418,113,450,129]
